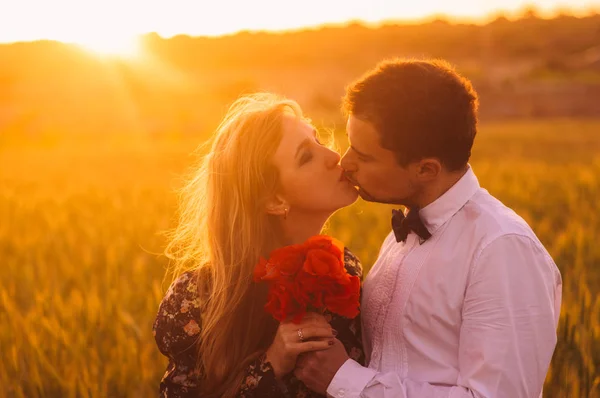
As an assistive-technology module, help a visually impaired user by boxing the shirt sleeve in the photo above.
[236,354,282,398]
[327,234,562,398]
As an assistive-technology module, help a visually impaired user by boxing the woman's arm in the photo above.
[153,272,286,397]
[153,272,202,397]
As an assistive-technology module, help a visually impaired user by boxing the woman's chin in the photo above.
[338,186,360,207]
[309,185,360,215]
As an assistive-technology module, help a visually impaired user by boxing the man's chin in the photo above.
[357,188,406,205]
[357,188,381,203]
[357,190,377,202]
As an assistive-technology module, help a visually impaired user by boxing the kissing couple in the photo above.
[153,59,562,398]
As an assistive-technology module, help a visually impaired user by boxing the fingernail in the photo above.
[328,340,335,346]
[332,329,338,336]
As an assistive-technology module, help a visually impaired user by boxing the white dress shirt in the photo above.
[327,166,562,398]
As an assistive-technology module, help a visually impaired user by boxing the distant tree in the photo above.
[583,6,600,17]
[553,6,574,19]
[519,4,541,19]
[429,14,450,25]
[489,11,510,24]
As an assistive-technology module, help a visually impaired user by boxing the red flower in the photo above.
[324,275,361,319]
[268,243,306,276]
[264,284,291,322]
[254,235,360,323]
[305,236,344,261]
[253,257,275,282]
[303,249,345,277]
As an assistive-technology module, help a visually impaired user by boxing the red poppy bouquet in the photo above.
[253,235,360,323]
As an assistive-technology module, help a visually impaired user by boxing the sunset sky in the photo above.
[1,0,598,46]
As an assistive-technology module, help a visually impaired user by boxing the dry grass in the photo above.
[1,119,599,397]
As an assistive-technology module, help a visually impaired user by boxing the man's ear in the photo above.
[416,158,442,181]
[265,194,289,216]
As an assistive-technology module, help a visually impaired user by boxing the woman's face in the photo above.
[271,113,358,216]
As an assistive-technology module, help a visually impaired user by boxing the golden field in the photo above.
[0,119,599,397]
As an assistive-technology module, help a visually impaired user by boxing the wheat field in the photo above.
[1,119,599,397]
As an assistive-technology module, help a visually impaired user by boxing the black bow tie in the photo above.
[391,208,432,243]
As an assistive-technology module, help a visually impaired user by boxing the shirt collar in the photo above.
[419,165,480,235]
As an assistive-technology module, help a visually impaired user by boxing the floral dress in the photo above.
[153,248,365,397]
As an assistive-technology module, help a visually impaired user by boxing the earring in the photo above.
[283,208,289,220]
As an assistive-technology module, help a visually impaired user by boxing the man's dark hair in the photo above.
[343,59,479,171]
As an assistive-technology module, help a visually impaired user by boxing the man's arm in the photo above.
[319,234,561,398]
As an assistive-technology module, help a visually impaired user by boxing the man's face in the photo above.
[340,115,418,205]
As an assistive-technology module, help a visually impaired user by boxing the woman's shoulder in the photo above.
[158,271,203,318]
[343,246,363,279]
[153,270,203,357]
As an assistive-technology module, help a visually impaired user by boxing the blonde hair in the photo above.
[165,93,303,397]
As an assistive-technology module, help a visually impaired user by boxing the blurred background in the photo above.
[1,1,599,397]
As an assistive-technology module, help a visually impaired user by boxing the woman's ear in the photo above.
[265,194,289,217]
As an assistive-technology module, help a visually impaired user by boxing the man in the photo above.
[295,59,562,398]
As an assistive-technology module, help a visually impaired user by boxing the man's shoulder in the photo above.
[463,189,539,244]
[462,190,558,276]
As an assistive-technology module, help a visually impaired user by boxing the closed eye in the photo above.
[351,146,372,162]
[299,150,313,165]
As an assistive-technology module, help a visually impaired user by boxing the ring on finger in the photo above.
[297,328,305,342]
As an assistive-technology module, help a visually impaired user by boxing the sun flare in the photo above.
[74,34,141,58]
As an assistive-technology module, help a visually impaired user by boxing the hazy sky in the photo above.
[1,0,598,44]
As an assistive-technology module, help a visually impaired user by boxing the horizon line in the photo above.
[1,6,599,45]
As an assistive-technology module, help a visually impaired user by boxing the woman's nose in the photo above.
[325,147,341,168]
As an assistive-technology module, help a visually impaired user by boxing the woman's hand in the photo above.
[265,312,336,378]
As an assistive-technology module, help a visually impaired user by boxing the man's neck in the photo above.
[413,166,469,209]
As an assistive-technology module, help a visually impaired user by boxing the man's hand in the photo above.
[294,338,350,395]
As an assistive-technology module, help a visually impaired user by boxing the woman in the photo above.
[153,93,364,397]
